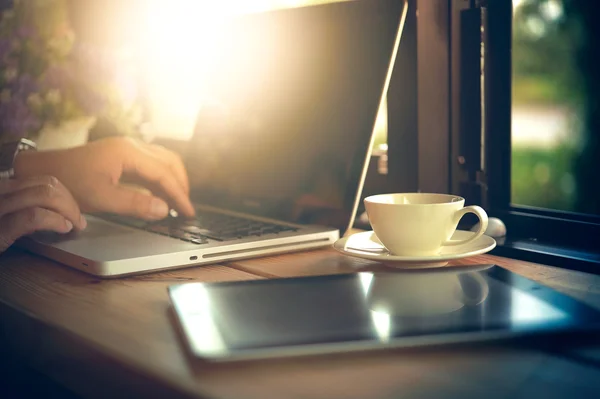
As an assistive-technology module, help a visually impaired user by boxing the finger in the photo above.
[123,139,189,195]
[97,184,170,220]
[0,176,86,230]
[0,207,74,252]
[0,175,64,196]
[122,147,195,217]
[118,176,180,215]
[143,143,190,195]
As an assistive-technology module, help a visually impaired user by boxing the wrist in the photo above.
[14,150,43,179]
[0,139,37,180]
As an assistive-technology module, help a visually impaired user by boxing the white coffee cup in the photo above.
[364,193,488,256]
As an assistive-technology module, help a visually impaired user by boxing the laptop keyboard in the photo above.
[99,211,298,245]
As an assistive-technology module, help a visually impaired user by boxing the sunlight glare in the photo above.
[139,0,353,139]
[370,309,391,342]
[141,0,237,138]
[358,273,374,296]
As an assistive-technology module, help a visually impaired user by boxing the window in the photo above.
[483,0,600,268]
[511,0,596,216]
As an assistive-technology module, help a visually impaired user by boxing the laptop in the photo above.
[19,0,408,277]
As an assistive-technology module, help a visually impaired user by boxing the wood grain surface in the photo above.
[1,243,600,399]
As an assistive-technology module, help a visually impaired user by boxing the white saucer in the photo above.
[333,230,496,269]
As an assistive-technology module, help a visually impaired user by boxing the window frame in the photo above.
[385,0,451,195]
[359,0,452,220]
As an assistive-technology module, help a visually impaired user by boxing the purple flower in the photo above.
[7,74,38,101]
[41,64,71,91]
[16,25,35,39]
[42,63,107,115]
[0,39,11,62]
[0,74,41,138]
[0,98,41,137]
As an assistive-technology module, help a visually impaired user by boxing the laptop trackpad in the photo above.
[29,216,133,244]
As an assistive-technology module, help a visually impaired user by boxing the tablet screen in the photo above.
[169,265,600,360]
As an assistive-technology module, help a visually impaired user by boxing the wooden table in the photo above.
[1,239,600,399]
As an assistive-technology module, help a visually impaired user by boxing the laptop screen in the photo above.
[183,0,406,232]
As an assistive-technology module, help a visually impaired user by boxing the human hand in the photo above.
[14,137,195,220]
[0,176,87,253]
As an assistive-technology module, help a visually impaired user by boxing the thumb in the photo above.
[104,185,170,220]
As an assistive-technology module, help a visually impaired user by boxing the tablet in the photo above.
[168,265,600,361]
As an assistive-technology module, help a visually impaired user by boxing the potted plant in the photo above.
[0,0,144,150]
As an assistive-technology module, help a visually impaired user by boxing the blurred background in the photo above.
[0,0,388,157]
[2,0,598,216]
[69,0,389,146]
[511,0,599,216]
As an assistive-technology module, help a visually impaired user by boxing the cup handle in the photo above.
[443,205,488,247]
[458,272,490,306]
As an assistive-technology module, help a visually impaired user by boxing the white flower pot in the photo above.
[36,117,97,151]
